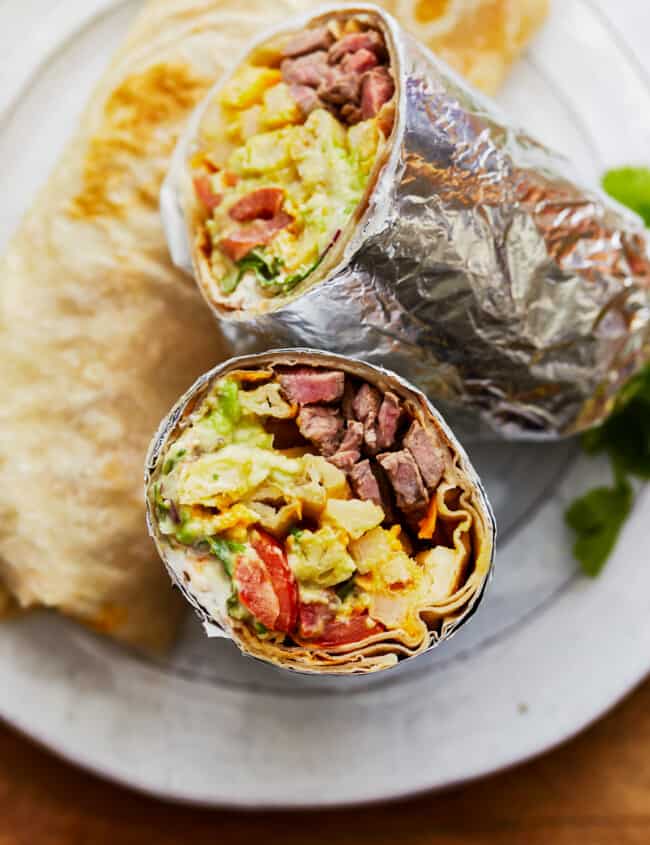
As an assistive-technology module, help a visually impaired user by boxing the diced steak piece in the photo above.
[290,83,323,116]
[349,459,382,507]
[278,368,345,405]
[361,67,394,119]
[349,460,395,521]
[282,26,334,58]
[351,382,382,452]
[328,449,360,471]
[281,51,329,88]
[328,420,363,469]
[296,405,343,457]
[341,378,357,420]
[341,47,378,75]
[318,66,362,106]
[364,425,378,454]
[228,188,285,222]
[328,31,385,64]
[352,382,381,423]
[377,450,429,514]
[373,462,397,523]
[220,212,292,262]
[404,421,446,491]
[376,391,403,450]
[341,103,363,125]
[340,419,364,452]
[193,174,222,210]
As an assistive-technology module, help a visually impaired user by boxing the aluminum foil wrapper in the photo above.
[144,349,496,675]
[161,3,650,440]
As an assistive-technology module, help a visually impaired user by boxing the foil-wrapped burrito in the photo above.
[162,3,650,440]
[145,350,495,674]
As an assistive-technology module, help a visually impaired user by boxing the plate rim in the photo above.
[0,0,649,809]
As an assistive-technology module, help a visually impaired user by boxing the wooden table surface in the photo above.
[1,675,649,845]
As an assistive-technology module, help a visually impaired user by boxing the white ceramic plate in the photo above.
[0,0,649,808]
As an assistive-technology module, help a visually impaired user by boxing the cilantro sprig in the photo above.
[602,167,650,227]
[565,364,649,575]
[565,166,650,575]
[566,470,633,577]
[582,365,650,480]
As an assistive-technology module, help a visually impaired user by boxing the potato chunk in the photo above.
[324,498,384,540]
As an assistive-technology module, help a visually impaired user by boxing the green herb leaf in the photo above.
[162,447,186,475]
[564,166,650,576]
[602,166,650,226]
[280,241,336,294]
[253,621,269,635]
[152,482,169,514]
[226,594,250,620]
[222,249,284,293]
[565,477,633,576]
[581,364,650,480]
[335,577,356,601]
[565,364,648,575]
[281,256,323,292]
[206,536,246,577]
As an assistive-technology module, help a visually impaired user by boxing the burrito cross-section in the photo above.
[145,351,495,674]
[188,10,395,311]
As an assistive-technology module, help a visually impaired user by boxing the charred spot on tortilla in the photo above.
[70,63,208,220]
[187,11,396,313]
[146,354,495,674]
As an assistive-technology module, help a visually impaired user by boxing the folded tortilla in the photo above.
[0,1,241,650]
[0,0,539,650]
[146,350,495,673]
[384,0,548,94]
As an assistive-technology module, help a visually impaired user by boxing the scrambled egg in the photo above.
[154,374,468,646]
[287,526,356,588]
[196,60,383,295]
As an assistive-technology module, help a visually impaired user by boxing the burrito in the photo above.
[145,350,495,674]
[183,11,396,312]
[164,3,650,440]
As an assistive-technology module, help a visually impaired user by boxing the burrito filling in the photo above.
[190,15,395,306]
[150,365,481,652]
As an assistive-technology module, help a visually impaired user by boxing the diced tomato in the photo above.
[228,188,285,222]
[220,211,293,262]
[298,602,384,647]
[234,553,281,630]
[193,174,222,210]
[250,529,298,633]
[317,616,384,647]
[223,171,239,188]
[297,601,334,639]
[220,232,259,263]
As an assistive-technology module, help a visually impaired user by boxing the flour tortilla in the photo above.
[0,0,543,651]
